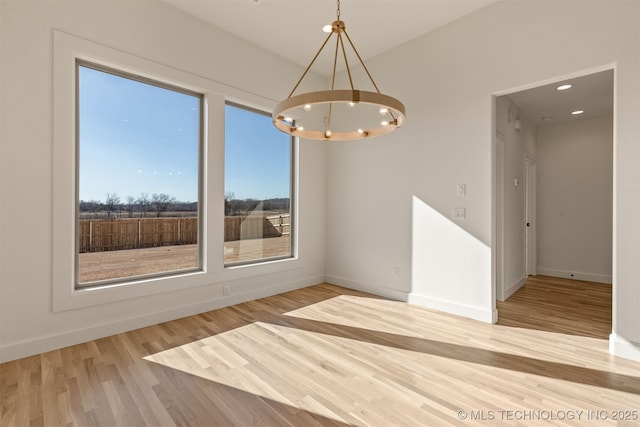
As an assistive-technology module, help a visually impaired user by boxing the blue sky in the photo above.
[78,65,291,203]
[224,104,291,200]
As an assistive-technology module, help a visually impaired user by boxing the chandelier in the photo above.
[272,0,406,141]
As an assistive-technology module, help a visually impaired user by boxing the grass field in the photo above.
[78,236,291,283]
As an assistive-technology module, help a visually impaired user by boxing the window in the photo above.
[76,62,202,286]
[54,32,300,311]
[224,103,294,265]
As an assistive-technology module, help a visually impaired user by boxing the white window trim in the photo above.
[223,101,297,267]
[52,30,300,312]
[75,60,205,288]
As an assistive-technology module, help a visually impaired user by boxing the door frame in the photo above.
[492,65,614,340]
[495,132,506,301]
[525,155,537,276]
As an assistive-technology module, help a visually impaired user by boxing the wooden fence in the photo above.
[79,218,198,253]
[79,214,291,252]
[267,214,291,236]
[223,214,291,242]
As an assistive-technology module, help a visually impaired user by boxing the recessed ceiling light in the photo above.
[571,110,584,115]
[557,84,572,91]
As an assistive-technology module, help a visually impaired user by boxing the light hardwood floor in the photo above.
[1,282,639,426]
[497,275,612,339]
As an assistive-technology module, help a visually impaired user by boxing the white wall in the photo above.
[0,1,327,362]
[495,97,537,299]
[537,115,613,283]
[325,0,640,359]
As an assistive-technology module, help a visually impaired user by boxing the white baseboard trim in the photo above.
[325,275,409,301]
[504,275,526,300]
[407,292,496,323]
[0,275,324,363]
[537,267,611,284]
[609,332,640,362]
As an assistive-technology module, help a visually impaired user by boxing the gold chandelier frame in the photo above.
[272,2,406,141]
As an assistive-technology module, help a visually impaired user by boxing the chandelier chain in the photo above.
[336,0,341,19]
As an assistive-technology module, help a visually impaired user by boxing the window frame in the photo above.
[223,101,296,267]
[53,31,301,313]
[75,60,205,288]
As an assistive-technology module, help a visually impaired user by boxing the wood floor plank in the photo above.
[1,281,639,426]
[497,275,612,339]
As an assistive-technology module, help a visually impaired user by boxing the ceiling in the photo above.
[506,70,614,127]
[161,1,612,125]
[161,0,498,76]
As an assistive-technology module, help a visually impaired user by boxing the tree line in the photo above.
[80,192,290,218]
[80,193,194,219]
[224,192,289,216]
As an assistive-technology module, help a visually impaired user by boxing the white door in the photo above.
[496,133,505,300]
[525,156,537,276]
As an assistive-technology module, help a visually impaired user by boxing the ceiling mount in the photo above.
[272,0,406,141]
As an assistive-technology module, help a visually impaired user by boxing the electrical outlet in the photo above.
[393,267,400,278]
[223,284,230,296]
[453,208,466,219]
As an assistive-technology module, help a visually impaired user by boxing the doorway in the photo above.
[494,68,614,337]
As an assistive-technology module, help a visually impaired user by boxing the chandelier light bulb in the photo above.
[381,120,389,126]
[379,107,388,115]
[325,130,332,138]
[303,104,312,111]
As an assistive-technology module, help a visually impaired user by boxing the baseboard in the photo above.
[407,292,496,323]
[325,275,496,323]
[0,275,324,363]
[536,267,611,284]
[609,332,640,362]
[325,275,409,301]
[503,275,526,300]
